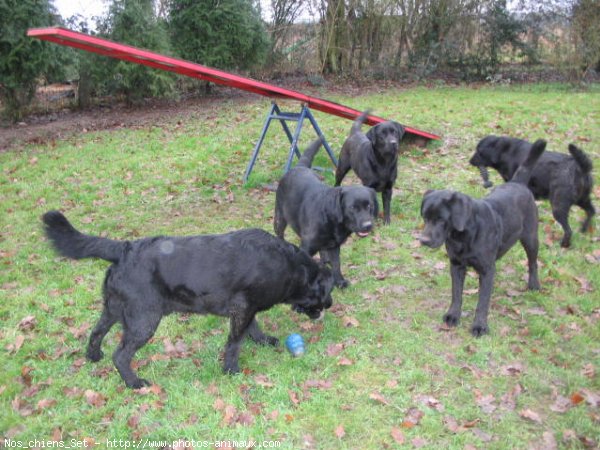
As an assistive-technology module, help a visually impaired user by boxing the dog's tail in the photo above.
[42,211,125,264]
[511,139,546,185]
[350,110,371,135]
[296,138,323,169]
[568,144,593,174]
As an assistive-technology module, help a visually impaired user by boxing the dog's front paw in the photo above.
[471,323,489,337]
[86,349,104,362]
[253,335,279,346]
[223,364,240,375]
[560,235,572,248]
[483,181,493,188]
[128,378,151,389]
[443,312,460,327]
[264,336,279,347]
[528,280,540,291]
[335,278,349,289]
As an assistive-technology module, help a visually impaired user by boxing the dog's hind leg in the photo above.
[471,267,495,337]
[224,295,255,374]
[273,205,287,239]
[86,305,119,362]
[444,263,466,328]
[578,197,595,233]
[334,155,351,186]
[551,203,573,248]
[520,231,540,291]
[113,304,162,389]
[247,318,279,346]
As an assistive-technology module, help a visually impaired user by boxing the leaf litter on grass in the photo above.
[1,84,600,447]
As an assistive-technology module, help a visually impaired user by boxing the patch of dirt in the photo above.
[0,76,414,152]
[0,92,251,151]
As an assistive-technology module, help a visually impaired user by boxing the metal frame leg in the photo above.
[244,102,337,183]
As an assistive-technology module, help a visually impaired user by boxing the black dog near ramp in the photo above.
[43,211,334,388]
[275,138,378,288]
[335,111,405,224]
[419,139,546,336]
[470,135,595,247]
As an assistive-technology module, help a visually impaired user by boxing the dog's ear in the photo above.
[393,122,405,139]
[449,193,472,232]
[334,187,345,217]
[365,126,376,145]
[420,190,434,217]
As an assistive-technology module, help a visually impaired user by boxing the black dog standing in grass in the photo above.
[419,139,547,337]
[470,135,595,247]
[335,110,405,224]
[274,138,378,288]
[42,211,334,388]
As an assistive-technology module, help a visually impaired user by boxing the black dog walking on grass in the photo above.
[470,135,595,247]
[274,138,378,288]
[43,211,334,388]
[419,139,546,337]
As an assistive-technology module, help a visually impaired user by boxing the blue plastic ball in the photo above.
[285,333,305,356]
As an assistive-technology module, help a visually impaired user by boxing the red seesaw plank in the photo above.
[28,27,440,141]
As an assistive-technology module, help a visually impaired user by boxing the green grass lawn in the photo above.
[1,83,599,449]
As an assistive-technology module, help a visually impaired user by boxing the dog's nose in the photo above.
[418,234,431,246]
[361,221,373,231]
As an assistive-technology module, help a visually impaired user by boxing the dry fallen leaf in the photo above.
[519,408,542,424]
[401,407,424,428]
[390,427,405,444]
[337,357,354,366]
[326,343,345,357]
[222,404,237,426]
[341,316,360,327]
[288,390,301,406]
[18,315,36,331]
[369,391,389,405]
[254,374,274,388]
[84,389,106,408]
[334,425,345,439]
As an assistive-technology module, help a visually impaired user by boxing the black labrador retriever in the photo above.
[275,138,378,288]
[419,139,546,336]
[470,135,595,247]
[335,111,405,224]
[43,211,334,388]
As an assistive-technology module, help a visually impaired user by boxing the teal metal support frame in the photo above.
[243,102,338,183]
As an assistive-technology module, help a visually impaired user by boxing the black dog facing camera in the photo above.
[419,140,546,336]
[43,211,334,388]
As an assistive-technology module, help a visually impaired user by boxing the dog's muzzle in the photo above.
[356,221,373,238]
[418,230,444,249]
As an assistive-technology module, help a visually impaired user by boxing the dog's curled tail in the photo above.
[568,144,593,174]
[350,109,371,135]
[296,138,324,168]
[42,211,125,264]
[511,139,546,185]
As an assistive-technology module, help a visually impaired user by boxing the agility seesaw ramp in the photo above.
[28,27,440,179]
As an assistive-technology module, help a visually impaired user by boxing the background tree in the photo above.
[571,0,600,74]
[168,0,269,71]
[0,0,68,120]
[93,0,176,105]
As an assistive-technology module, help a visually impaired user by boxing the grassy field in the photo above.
[1,83,599,449]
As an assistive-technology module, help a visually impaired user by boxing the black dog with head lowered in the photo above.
[420,140,547,337]
[470,135,595,247]
[335,111,405,224]
[275,138,378,288]
[42,211,334,388]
